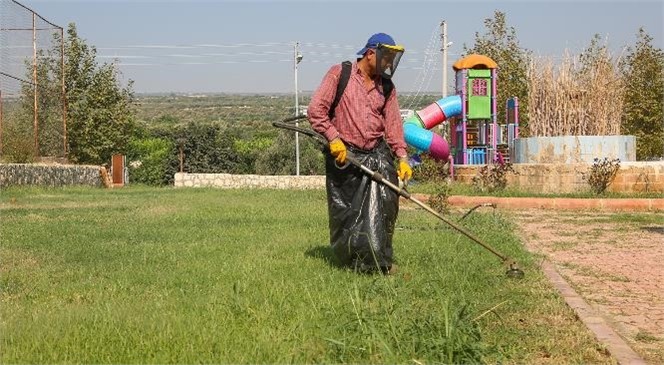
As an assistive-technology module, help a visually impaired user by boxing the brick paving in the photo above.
[541,260,647,365]
[513,209,664,364]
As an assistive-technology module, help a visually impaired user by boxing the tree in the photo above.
[20,23,137,164]
[578,34,613,76]
[63,23,136,164]
[619,28,664,160]
[464,10,531,135]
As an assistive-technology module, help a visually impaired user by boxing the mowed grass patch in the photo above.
[0,186,614,364]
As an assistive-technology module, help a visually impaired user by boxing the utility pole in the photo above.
[441,20,448,98]
[439,20,450,136]
[294,42,303,176]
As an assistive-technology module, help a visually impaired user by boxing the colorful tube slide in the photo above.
[402,95,462,161]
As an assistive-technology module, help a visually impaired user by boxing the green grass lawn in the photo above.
[0,186,615,364]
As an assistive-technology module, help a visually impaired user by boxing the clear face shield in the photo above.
[375,43,404,79]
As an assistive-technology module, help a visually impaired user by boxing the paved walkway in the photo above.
[541,260,647,365]
[446,195,664,212]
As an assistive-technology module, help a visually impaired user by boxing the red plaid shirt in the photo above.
[307,61,407,158]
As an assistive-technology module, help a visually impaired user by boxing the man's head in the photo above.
[357,33,404,79]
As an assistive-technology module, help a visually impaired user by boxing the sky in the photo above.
[8,0,664,95]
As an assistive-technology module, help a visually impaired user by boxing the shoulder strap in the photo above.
[329,60,352,119]
[382,78,394,99]
[381,78,394,115]
[329,61,394,118]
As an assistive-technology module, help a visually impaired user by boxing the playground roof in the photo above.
[453,54,498,70]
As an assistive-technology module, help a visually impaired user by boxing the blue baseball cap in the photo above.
[356,33,396,55]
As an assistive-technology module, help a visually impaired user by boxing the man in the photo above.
[307,32,412,275]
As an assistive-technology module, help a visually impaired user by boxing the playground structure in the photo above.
[402,54,520,166]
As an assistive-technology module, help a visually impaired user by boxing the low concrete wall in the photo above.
[174,172,325,190]
[513,136,636,164]
[0,163,102,188]
[454,161,664,194]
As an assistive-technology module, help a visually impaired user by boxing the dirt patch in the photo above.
[513,210,664,364]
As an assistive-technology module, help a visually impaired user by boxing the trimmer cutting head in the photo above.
[505,262,525,279]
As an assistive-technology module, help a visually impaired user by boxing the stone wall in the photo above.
[175,161,663,194]
[3,162,660,194]
[454,161,664,194]
[0,164,102,188]
[174,172,325,190]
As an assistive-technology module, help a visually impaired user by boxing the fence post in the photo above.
[0,89,3,156]
[32,12,38,156]
[61,27,67,158]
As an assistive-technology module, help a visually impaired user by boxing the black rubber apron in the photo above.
[325,140,399,273]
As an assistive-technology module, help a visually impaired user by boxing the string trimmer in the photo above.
[274,116,525,279]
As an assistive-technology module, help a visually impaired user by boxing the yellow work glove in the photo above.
[397,158,412,183]
[329,138,347,165]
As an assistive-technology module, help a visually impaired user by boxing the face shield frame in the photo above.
[374,43,404,79]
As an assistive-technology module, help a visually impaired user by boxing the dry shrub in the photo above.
[414,154,452,214]
[472,162,518,193]
[428,183,452,214]
[415,154,451,183]
[584,157,621,194]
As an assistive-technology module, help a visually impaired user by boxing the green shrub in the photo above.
[127,137,174,185]
[254,130,324,175]
[233,136,273,174]
[173,122,242,174]
[2,120,35,163]
[139,121,250,184]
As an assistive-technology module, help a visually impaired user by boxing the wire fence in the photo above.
[0,0,65,161]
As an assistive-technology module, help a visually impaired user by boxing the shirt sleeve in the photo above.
[383,88,408,159]
[307,64,342,142]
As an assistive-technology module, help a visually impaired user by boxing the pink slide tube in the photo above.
[416,103,446,130]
